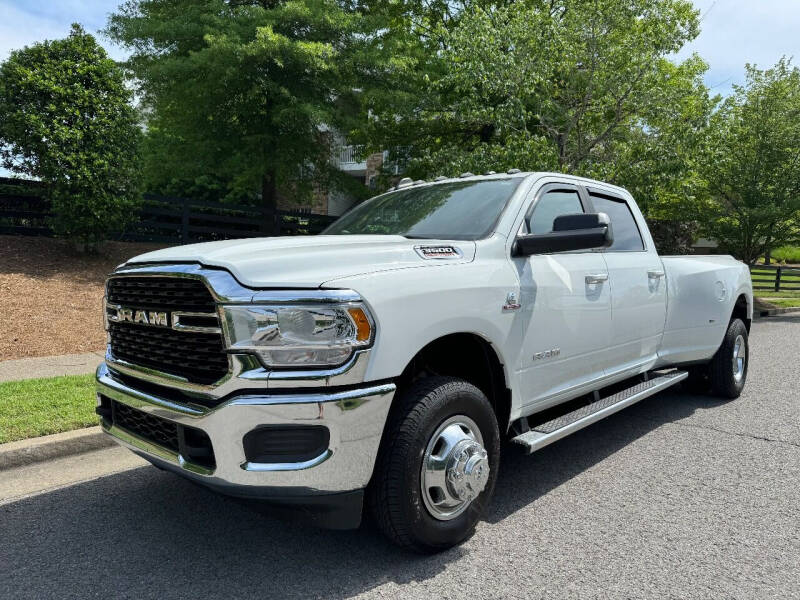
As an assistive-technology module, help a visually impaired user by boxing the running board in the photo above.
[511,371,688,454]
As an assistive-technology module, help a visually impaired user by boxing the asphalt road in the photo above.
[2,316,799,599]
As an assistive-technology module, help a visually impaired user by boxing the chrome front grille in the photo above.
[106,276,229,385]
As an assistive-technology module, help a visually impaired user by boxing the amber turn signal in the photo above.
[348,307,372,342]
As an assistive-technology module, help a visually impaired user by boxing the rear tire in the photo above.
[368,376,500,553]
[709,318,749,399]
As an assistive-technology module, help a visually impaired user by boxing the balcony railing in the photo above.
[336,145,365,165]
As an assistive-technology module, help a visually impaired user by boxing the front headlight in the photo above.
[221,303,374,368]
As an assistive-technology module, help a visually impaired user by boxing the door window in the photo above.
[589,195,644,251]
[527,190,584,234]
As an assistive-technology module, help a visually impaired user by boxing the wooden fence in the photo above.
[750,264,800,292]
[0,188,337,243]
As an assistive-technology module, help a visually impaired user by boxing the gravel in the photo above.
[0,236,164,361]
[0,316,798,599]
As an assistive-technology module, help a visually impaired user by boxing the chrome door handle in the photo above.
[648,270,665,279]
[585,273,609,284]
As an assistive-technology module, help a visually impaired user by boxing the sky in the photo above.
[1,0,798,95]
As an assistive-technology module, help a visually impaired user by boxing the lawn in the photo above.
[762,298,800,309]
[0,375,97,444]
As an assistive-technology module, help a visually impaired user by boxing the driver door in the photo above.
[512,183,612,409]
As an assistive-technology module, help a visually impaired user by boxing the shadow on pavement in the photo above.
[0,388,721,600]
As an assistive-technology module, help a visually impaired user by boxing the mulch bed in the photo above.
[1,235,165,361]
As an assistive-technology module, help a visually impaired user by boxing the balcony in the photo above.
[335,145,368,173]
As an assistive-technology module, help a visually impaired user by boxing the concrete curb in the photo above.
[0,427,115,471]
[754,307,800,319]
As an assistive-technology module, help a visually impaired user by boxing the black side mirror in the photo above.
[513,212,613,256]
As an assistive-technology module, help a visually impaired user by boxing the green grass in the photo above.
[0,375,97,444]
[762,298,800,309]
[753,290,800,298]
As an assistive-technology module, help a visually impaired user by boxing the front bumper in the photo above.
[96,363,395,520]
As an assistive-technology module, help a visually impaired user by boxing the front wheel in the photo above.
[709,318,749,399]
[368,376,500,553]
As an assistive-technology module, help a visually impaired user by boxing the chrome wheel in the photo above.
[420,415,489,521]
[732,334,746,383]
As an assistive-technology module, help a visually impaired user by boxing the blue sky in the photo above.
[0,0,798,93]
[1,0,798,96]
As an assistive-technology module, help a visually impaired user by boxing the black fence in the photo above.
[0,184,337,243]
[750,264,800,292]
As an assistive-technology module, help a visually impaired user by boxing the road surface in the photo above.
[1,316,799,599]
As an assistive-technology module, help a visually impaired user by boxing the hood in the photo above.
[126,235,476,288]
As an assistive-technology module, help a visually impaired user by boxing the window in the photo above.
[324,178,523,240]
[527,189,584,234]
[589,194,644,251]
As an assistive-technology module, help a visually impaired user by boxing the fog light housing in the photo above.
[242,425,330,464]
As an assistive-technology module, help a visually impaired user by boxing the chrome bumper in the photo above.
[96,362,395,497]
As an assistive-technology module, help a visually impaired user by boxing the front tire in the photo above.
[368,376,500,553]
[709,318,749,399]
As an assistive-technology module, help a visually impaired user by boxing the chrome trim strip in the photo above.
[171,311,222,334]
[228,382,397,407]
[241,449,333,472]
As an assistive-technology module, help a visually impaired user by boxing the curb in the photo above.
[754,307,800,319]
[0,426,115,471]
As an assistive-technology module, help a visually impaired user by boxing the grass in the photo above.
[0,375,97,444]
[753,290,800,298]
[761,298,800,309]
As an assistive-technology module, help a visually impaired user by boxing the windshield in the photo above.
[324,178,523,240]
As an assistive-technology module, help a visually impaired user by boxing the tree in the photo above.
[0,24,142,249]
[106,0,370,212]
[697,58,800,264]
[356,0,712,223]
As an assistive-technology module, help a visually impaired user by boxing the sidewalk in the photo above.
[0,351,104,383]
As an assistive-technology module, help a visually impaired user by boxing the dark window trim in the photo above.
[523,182,588,234]
[582,186,647,253]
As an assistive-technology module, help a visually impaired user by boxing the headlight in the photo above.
[221,303,374,368]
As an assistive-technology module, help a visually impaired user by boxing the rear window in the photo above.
[590,194,644,251]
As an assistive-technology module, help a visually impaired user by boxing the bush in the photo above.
[0,24,142,250]
[769,245,800,264]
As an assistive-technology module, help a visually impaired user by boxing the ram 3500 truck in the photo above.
[97,171,752,552]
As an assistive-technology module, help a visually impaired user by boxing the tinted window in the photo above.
[324,178,522,240]
[590,195,644,251]
[528,190,584,234]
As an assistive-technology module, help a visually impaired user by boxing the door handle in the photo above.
[585,273,609,284]
[648,270,665,279]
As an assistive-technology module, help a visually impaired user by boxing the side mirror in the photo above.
[513,212,613,256]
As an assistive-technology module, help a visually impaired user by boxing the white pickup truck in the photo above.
[97,171,752,552]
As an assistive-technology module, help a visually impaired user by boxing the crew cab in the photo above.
[96,171,753,552]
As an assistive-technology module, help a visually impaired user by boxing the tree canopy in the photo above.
[697,58,800,264]
[0,24,142,248]
[107,0,371,209]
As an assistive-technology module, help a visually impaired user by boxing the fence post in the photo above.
[181,197,189,244]
[775,266,782,292]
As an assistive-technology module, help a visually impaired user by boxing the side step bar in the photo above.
[511,371,688,453]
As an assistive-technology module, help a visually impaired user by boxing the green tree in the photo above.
[356,0,712,226]
[698,58,800,264]
[0,24,142,250]
[107,0,369,212]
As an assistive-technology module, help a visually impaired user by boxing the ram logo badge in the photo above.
[108,306,170,327]
[533,348,560,361]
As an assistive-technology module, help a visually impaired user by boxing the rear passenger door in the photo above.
[586,189,667,375]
